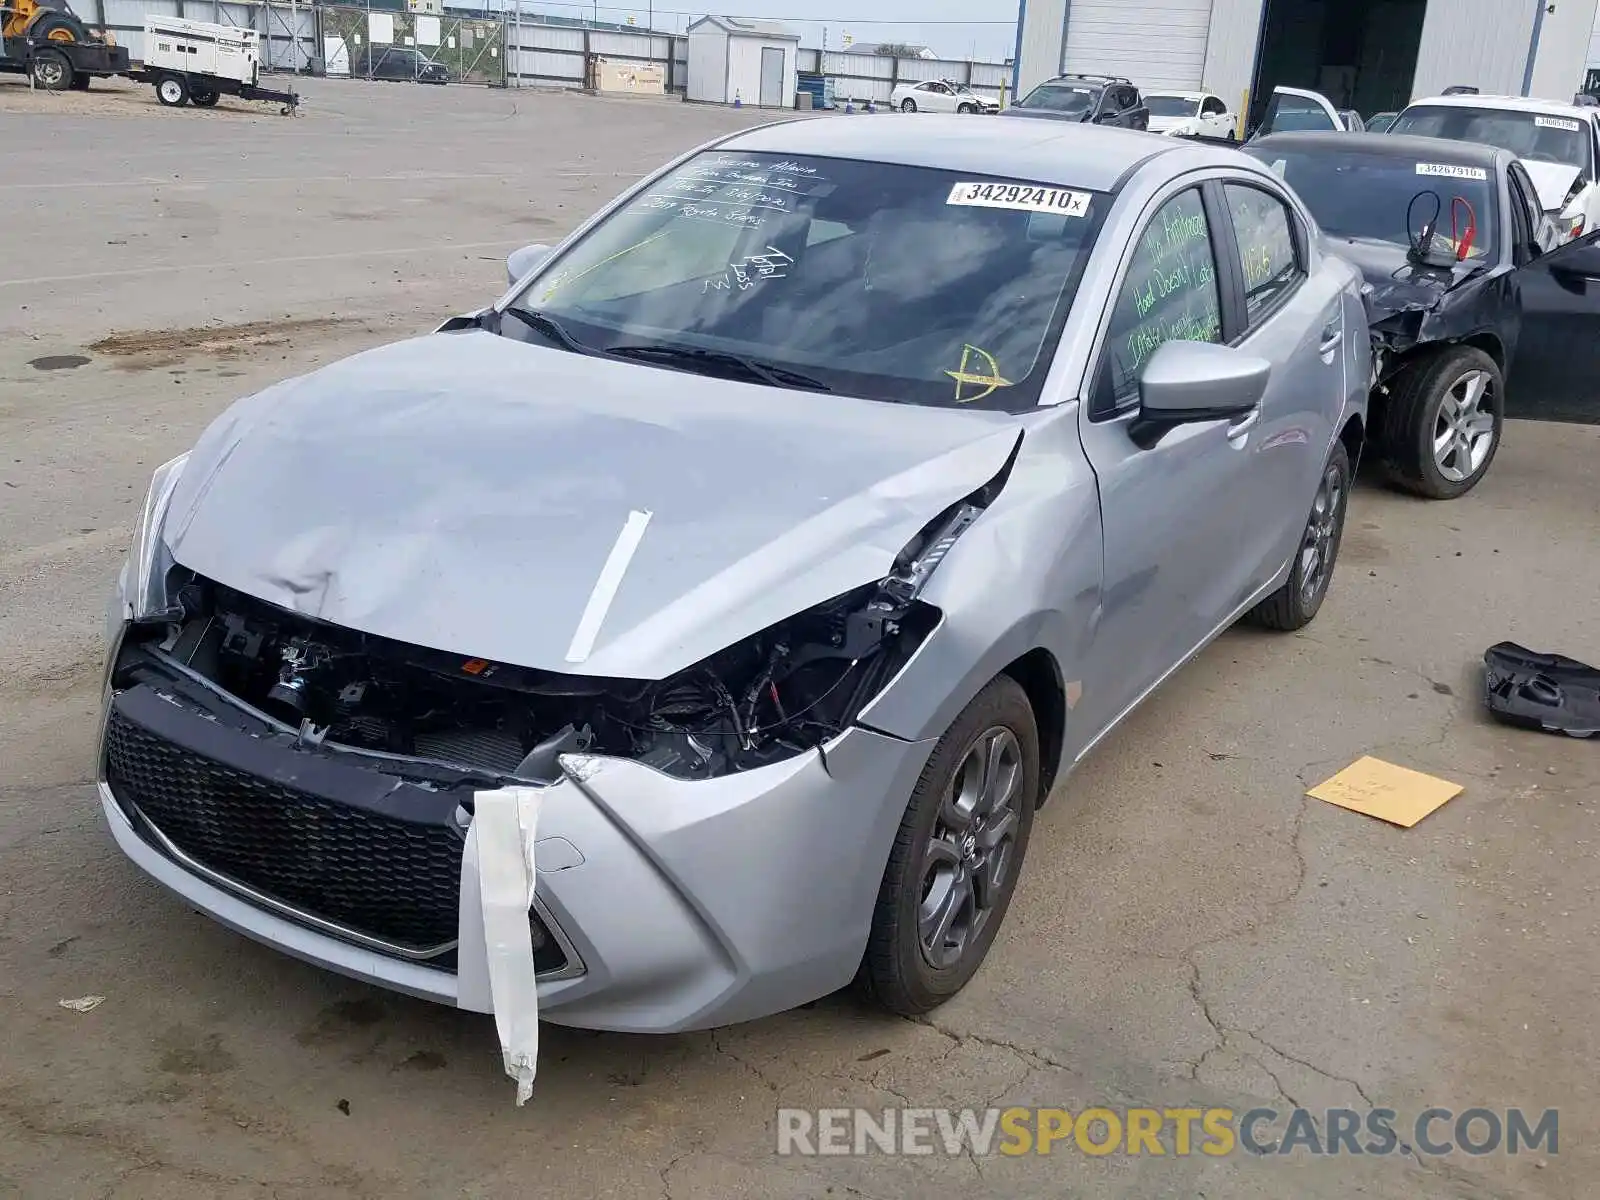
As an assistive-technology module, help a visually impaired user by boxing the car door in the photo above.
[1507,228,1600,423]
[1214,176,1343,586]
[1202,95,1231,136]
[926,82,954,112]
[1253,86,1345,138]
[1073,183,1266,737]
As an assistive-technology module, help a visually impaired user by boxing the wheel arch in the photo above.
[1458,330,1507,373]
[1338,411,1366,474]
[1000,648,1066,809]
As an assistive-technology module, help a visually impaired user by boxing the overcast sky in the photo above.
[517,1,1020,61]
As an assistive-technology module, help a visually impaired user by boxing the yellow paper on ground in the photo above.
[1307,756,1464,828]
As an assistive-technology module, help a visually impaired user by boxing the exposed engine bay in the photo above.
[120,565,942,784]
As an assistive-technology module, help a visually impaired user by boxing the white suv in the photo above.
[1390,92,1600,245]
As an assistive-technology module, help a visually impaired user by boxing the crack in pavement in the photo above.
[707,1030,782,1097]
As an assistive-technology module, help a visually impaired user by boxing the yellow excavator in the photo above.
[1,0,130,90]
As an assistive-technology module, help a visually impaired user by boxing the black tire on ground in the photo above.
[857,675,1040,1016]
[30,49,73,91]
[191,86,220,106]
[156,72,190,106]
[1247,438,1352,632]
[900,98,917,112]
[1379,345,1504,500]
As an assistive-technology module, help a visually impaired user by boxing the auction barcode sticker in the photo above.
[1416,163,1488,180]
[947,181,1093,216]
[1535,115,1583,131]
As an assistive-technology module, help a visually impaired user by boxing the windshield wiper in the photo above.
[501,307,598,356]
[605,343,833,392]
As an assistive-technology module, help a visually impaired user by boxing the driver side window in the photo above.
[1203,96,1226,116]
[1094,187,1223,418]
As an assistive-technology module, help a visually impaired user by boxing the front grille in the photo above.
[106,707,470,955]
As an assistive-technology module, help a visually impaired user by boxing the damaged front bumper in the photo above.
[96,625,937,1033]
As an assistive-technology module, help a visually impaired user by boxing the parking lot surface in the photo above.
[2,77,1596,1199]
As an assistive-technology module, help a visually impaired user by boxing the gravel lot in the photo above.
[2,74,1596,1200]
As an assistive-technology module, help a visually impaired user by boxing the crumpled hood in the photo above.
[1521,159,1585,212]
[1322,235,1478,321]
[160,330,1020,680]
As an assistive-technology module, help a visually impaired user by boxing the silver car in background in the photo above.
[100,115,1369,1035]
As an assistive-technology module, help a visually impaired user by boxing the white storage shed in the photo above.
[686,15,800,108]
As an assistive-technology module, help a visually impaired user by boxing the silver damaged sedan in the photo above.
[100,115,1370,1033]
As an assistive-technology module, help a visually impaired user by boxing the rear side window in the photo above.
[1097,187,1223,414]
[1223,184,1304,324]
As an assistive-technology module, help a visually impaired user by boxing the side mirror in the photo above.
[1130,340,1271,449]
[506,243,552,286]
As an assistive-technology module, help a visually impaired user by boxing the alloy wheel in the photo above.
[1298,459,1345,607]
[1432,369,1497,484]
[918,726,1023,970]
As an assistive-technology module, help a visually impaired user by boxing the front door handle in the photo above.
[1319,330,1344,354]
[1227,407,1260,442]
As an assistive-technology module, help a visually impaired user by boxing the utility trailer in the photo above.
[127,15,298,112]
[0,0,131,90]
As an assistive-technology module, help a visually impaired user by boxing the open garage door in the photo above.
[1061,0,1215,91]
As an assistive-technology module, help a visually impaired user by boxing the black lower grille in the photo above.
[106,707,466,954]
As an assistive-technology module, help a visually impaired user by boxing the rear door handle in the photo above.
[1319,312,1344,355]
[1227,408,1260,441]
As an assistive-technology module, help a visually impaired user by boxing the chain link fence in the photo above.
[318,5,505,85]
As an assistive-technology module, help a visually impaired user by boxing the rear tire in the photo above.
[30,49,73,91]
[156,73,190,106]
[900,97,917,113]
[69,73,91,90]
[1248,439,1351,632]
[1379,346,1503,500]
[857,675,1039,1016]
[191,85,219,107]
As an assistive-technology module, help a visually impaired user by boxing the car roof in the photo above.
[1250,130,1508,169]
[720,114,1195,192]
[1405,93,1597,121]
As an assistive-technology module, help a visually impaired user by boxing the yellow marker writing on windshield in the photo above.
[945,344,1013,403]
[541,229,672,301]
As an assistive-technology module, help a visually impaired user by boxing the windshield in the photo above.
[1390,105,1595,178]
[1245,146,1497,260]
[503,151,1109,411]
[1016,84,1097,115]
[1146,95,1200,118]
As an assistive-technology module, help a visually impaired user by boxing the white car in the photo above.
[891,79,999,114]
[1390,92,1600,244]
[1144,89,1236,138]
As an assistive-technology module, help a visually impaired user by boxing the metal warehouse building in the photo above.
[1016,0,1600,129]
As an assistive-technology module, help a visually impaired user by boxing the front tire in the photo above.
[1248,438,1351,631]
[957,102,975,114]
[858,675,1039,1016]
[1380,346,1503,499]
[900,97,917,113]
[156,73,190,106]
